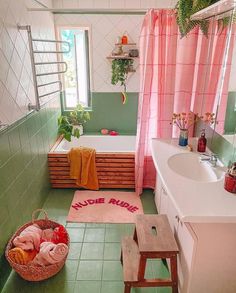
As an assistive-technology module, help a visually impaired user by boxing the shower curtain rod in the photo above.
[191,0,236,20]
[27,8,150,15]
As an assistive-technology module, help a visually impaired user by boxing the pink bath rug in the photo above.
[67,190,144,223]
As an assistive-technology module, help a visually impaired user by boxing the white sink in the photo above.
[167,153,225,182]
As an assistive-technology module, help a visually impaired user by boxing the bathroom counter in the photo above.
[151,138,236,223]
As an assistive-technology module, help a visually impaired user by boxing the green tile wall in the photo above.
[224,92,236,134]
[63,92,139,134]
[211,132,236,166]
[0,100,61,290]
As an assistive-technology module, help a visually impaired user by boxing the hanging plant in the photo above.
[111,58,134,105]
[111,59,134,87]
[175,0,232,38]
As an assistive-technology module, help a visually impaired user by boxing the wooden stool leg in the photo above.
[124,283,131,293]
[170,255,178,293]
[138,257,147,280]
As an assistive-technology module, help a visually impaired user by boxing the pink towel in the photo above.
[41,228,54,242]
[32,242,68,266]
[13,224,42,251]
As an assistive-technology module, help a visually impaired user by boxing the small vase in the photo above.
[73,124,83,136]
[179,129,188,146]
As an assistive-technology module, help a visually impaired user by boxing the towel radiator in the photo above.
[17,25,70,111]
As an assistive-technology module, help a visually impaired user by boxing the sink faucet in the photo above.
[199,153,218,167]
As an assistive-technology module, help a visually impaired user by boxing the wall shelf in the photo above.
[108,37,139,85]
[106,55,138,60]
[115,43,136,46]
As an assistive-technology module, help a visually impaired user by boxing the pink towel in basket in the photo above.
[32,242,68,266]
[41,228,54,243]
[13,224,42,251]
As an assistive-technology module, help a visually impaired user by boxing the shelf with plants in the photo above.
[106,55,138,62]
[107,38,139,62]
[108,34,139,104]
[114,43,136,46]
[107,57,137,73]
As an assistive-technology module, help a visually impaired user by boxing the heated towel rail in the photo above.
[0,121,8,131]
[17,25,70,111]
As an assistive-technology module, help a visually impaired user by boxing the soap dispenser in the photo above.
[197,129,207,152]
[224,162,236,193]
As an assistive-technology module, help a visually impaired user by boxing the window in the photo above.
[59,27,91,108]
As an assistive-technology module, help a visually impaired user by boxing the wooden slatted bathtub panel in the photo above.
[51,178,134,185]
[95,153,134,158]
[48,152,134,157]
[98,176,134,180]
[96,162,134,168]
[48,157,134,163]
[98,171,134,176]
[50,173,70,179]
[48,162,134,168]
[48,152,135,189]
[48,167,134,172]
[48,157,68,162]
[96,158,134,163]
[51,184,135,189]
[50,175,135,180]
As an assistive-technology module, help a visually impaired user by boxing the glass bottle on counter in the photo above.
[197,129,207,152]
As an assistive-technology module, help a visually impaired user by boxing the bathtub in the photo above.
[48,135,136,189]
[54,135,136,153]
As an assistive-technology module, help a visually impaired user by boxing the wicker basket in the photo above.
[5,209,70,281]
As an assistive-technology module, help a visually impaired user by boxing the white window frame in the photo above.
[57,25,93,110]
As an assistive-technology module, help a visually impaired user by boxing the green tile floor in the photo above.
[2,189,171,293]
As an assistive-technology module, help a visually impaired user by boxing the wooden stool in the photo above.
[121,214,179,293]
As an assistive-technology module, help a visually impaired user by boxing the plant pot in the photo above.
[73,124,83,136]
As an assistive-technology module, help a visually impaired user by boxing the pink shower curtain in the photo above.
[135,9,234,195]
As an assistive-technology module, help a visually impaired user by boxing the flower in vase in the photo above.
[201,112,215,124]
[171,112,196,130]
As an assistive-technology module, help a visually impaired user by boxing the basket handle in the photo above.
[32,209,49,223]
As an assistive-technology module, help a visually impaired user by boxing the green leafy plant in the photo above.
[69,103,90,125]
[175,0,232,38]
[111,59,134,88]
[57,115,74,142]
[58,103,90,142]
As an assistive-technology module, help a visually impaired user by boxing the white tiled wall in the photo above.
[0,0,59,126]
[52,0,177,9]
[54,14,143,92]
[53,0,177,92]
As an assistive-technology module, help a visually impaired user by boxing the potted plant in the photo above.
[58,103,90,142]
[111,59,134,104]
[175,0,231,38]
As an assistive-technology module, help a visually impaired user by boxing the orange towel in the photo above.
[8,247,37,265]
[67,147,99,190]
